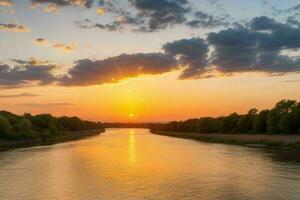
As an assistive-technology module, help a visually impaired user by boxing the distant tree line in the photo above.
[0,111,103,141]
[151,100,300,135]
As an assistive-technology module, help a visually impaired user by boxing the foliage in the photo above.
[0,111,103,141]
[151,99,300,135]
[0,115,13,139]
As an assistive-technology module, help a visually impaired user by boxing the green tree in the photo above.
[48,122,58,135]
[279,113,294,134]
[236,108,257,133]
[267,110,280,134]
[253,110,269,133]
[16,118,37,139]
[220,113,239,133]
[267,100,297,134]
[274,100,297,114]
[0,115,12,139]
[16,118,32,132]
[293,104,300,134]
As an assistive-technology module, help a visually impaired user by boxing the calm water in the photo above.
[1,128,300,200]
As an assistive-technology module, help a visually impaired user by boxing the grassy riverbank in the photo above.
[152,131,300,151]
[0,129,104,151]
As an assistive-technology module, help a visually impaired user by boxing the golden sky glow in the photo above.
[1,70,300,122]
[1,0,300,122]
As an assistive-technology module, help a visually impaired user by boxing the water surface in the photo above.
[1,128,300,200]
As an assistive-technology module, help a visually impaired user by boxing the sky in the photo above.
[1,0,300,122]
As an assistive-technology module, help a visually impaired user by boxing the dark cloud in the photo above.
[79,0,191,32]
[0,92,40,98]
[273,3,300,14]
[11,57,51,66]
[186,11,229,28]
[129,0,190,32]
[76,0,230,32]
[60,53,178,86]
[208,26,259,72]
[251,16,300,50]
[0,23,30,32]
[34,38,48,45]
[3,16,300,88]
[208,16,300,74]
[31,0,94,8]
[163,37,209,78]
[0,59,56,87]
[60,37,210,86]
[287,4,300,12]
[75,16,143,32]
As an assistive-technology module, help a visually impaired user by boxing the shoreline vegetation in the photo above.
[151,131,300,151]
[0,129,104,151]
[0,110,104,151]
[150,99,300,151]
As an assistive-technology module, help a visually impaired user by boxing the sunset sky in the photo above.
[1,0,300,122]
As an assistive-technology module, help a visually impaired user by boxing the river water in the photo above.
[0,128,300,200]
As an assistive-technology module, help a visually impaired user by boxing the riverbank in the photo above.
[0,129,105,151]
[151,131,300,151]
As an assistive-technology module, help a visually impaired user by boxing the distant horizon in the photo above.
[1,98,298,124]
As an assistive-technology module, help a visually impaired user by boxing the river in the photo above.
[0,128,300,200]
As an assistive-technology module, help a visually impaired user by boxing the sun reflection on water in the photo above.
[128,130,136,165]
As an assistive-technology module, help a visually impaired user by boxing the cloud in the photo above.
[96,7,106,15]
[0,23,30,32]
[0,0,13,7]
[44,3,59,13]
[207,16,300,75]
[53,43,76,52]
[34,38,77,52]
[0,8,15,14]
[60,53,178,86]
[79,0,229,32]
[75,0,231,32]
[272,3,300,15]
[186,11,230,28]
[0,58,56,88]
[31,0,94,8]
[128,0,190,32]
[2,16,300,88]
[11,57,51,66]
[34,38,49,45]
[75,15,144,32]
[163,37,209,79]
[208,26,259,73]
[0,92,40,98]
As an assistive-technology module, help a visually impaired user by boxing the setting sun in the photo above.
[129,113,134,119]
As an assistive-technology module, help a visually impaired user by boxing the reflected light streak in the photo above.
[128,130,136,165]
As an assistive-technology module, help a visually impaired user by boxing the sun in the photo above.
[129,113,134,118]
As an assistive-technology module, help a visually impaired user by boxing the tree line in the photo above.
[151,100,300,135]
[0,111,103,141]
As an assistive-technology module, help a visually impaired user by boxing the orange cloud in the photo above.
[53,43,77,52]
[96,7,106,15]
[0,0,13,7]
[34,38,77,52]
[44,3,59,13]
